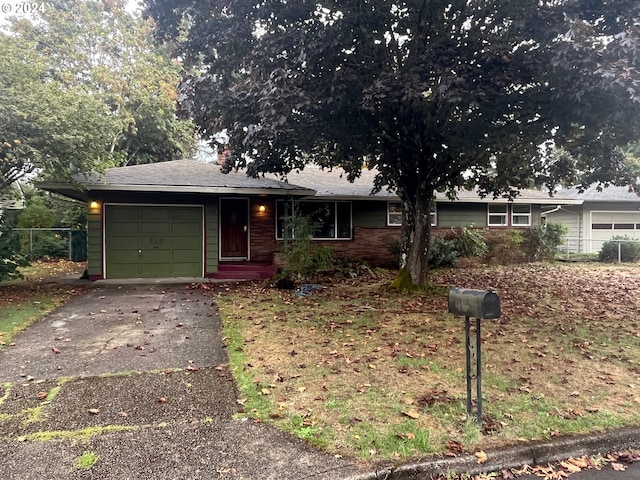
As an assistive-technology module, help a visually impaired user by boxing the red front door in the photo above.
[220,198,249,259]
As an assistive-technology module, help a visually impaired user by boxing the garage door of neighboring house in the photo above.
[105,205,203,279]
[590,211,640,253]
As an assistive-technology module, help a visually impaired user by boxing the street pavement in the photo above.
[515,461,640,479]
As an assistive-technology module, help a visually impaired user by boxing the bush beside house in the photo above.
[598,236,640,263]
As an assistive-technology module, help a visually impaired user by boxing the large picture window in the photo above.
[276,200,352,240]
[387,202,437,227]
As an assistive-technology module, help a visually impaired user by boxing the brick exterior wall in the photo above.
[315,227,401,266]
[248,210,531,268]
[249,198,279,263]
[248,201,402,267]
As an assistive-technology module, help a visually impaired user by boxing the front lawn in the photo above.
[0,260,86,349]
[216,263,640,464]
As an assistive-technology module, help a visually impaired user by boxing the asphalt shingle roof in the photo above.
[279,166,577,204]
[561,184,640,202]
[90,160,311,192]
[65,159,582,204]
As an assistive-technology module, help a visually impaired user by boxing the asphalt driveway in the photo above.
[0,284,360,479]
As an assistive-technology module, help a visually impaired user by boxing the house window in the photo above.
[276,200,352,240]
[488,204,508,226]
[511,204,532,226]
[387,203,402,226]
[488,204,532,227]
[387,202,437,227]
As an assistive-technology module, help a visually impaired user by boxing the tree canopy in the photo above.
[0,0,196,194]
[146,0,640,285]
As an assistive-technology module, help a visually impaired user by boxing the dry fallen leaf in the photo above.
[560,461,581,473]
[156,397,167,404]
[37,391,47,400]
[566,457,589,469]
[401,410,420,419]
[500,469,515,479]
[475,450,488,464]
[51,347,61,354]
[88,408,100,415]
[611,462,626,472]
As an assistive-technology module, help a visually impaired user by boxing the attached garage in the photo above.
[104,205,204,279]
[589,211,640,253]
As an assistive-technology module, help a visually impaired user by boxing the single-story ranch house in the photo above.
[41,159,580,280]
[542,185,640,254]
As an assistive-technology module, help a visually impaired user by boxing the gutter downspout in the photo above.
[541,205,582,254]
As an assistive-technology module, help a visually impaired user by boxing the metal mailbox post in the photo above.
[448,288,501,424]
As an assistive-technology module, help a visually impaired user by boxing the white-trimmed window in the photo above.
[511,204,532,226]
[488,204,532,227]
[387,202,402,226]
[387,202,437,227]
[488,204,508,226]
[276,200,352,240]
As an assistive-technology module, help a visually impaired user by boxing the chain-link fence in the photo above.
[13,228,87,261]
[558,237,640,262]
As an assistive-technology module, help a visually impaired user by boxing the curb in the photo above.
[343,427,640,480]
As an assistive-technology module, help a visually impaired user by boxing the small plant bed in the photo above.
[217,263,640,464]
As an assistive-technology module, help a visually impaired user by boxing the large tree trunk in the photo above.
[399,188,433,287]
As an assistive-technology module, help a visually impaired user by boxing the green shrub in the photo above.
[485,229,525,265]
[31,233,69,260]
[451,226,488,258]
[598,236,640,263]
[282,215,336,279]
[524,222,568,262]
[428,236,460,268]
[0,216,28,281]
[390,228,488,269]
[429,227,487,268]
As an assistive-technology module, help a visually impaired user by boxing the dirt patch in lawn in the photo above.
[216,263,640,463]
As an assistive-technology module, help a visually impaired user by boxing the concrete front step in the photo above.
[210,263,276,280]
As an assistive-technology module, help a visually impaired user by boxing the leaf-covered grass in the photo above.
[0,260,86,349]
[0,291,71,349]
[217,263,640,463]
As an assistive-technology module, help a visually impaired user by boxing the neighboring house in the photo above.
[542,185,640,254]
[0,188,25,220]
[39,159,576,280]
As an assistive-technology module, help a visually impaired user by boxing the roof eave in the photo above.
[36,182,89,202]
[39,182,316,198]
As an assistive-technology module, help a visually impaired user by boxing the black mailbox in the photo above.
[448,288,501,319]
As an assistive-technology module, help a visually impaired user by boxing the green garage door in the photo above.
[105,205,203,279]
